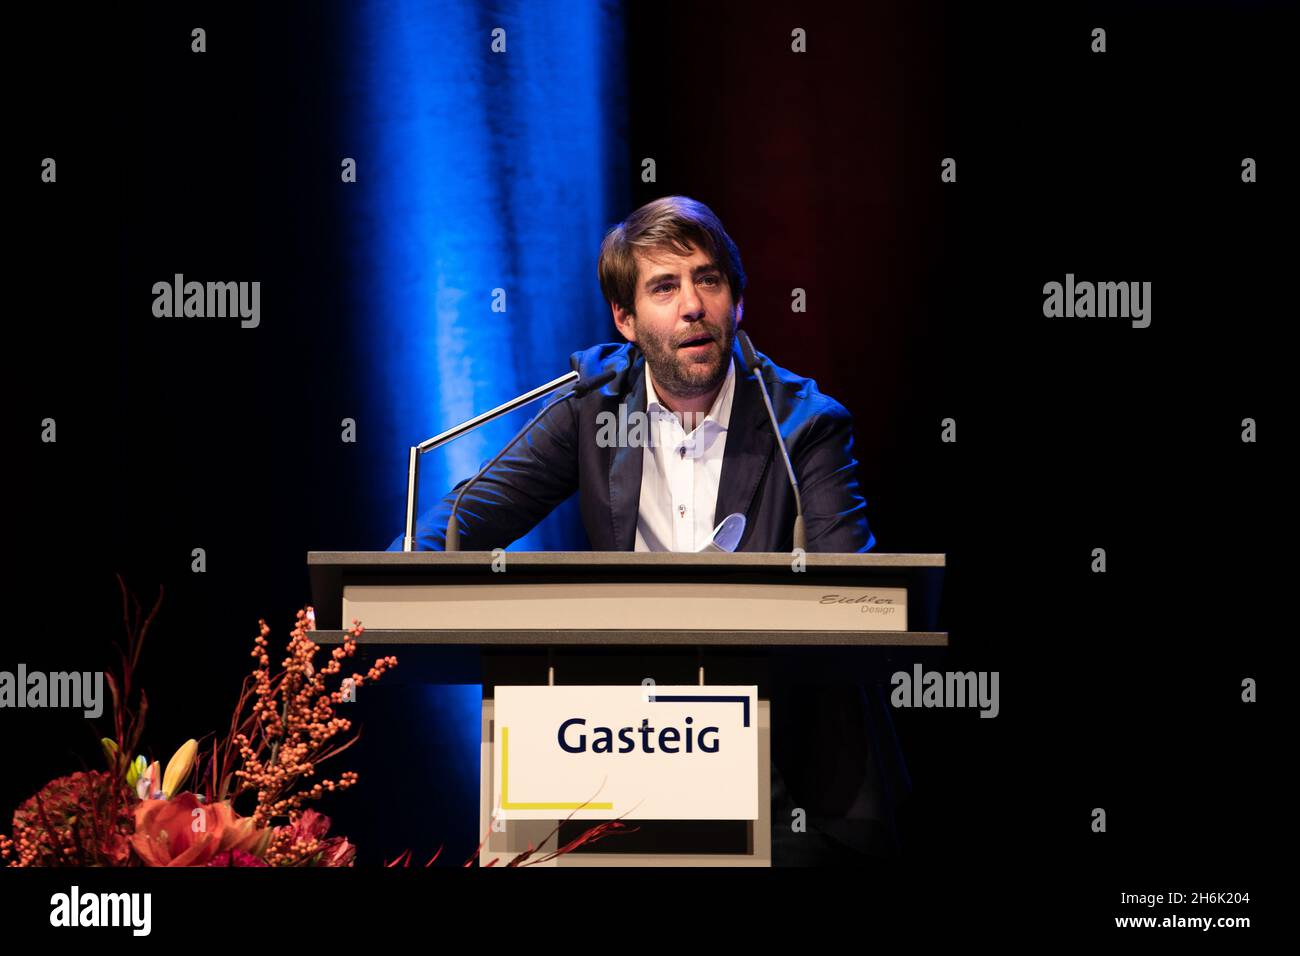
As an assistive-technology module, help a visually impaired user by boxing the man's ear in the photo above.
[611,301,636,343]
[735,295,744,327]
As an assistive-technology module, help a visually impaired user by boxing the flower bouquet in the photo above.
[0,576,387,866]
[1,576,631,867]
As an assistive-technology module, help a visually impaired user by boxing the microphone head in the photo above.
[574,368,617,397]
[736,329,760,369]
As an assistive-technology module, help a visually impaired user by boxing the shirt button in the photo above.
[678,504,687,517]
[679,446,686,459]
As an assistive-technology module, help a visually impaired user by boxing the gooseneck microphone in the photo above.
[403,369,583,551]
[736,330,806,551]
[444,368,616,551]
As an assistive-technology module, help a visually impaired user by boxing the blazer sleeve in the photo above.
[792,400,877,553]
[386,391,582,551]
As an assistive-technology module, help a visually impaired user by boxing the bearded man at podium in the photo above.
[390,195,875,556]
[388,195,901,864]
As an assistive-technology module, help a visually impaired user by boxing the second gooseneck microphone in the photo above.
[445,368,616,551]
[736,330,806,552]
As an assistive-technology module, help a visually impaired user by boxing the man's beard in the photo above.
[636,316,736,400]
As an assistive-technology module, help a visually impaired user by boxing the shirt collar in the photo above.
[645,355,736,432]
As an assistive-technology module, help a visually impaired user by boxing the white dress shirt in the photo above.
[634,357,736,552]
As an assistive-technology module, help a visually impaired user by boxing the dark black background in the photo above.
[4,0,1286,936]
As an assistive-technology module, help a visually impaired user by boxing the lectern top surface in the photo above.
[307,551,945,568]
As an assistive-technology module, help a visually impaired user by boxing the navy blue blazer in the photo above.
[389,339,875,553]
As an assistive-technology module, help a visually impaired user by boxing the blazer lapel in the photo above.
[608,350,647,550]
[714,339,774,536]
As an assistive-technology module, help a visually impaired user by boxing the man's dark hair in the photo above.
[597,195,747,316]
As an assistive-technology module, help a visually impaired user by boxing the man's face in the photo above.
[611,244,742,401]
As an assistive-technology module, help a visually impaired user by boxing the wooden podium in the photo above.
[308,551,945,866]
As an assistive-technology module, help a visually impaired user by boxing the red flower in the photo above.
[282,808,332,843]
[316,836,356,867]
[206,850,269,867]
[131,794,266,867]
[9,771,132,867]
